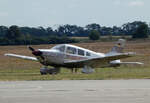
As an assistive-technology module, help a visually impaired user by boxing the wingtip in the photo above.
[4,53,15,56]
[4,53,9,56]
[137,62,144,65]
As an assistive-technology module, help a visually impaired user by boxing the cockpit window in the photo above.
[55,45,65,52]
[86,52,91,56]
[66,47,77,54]
[78,49,84,56]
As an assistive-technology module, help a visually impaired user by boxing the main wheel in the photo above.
[40,67,48,75]
[40,71,47,75]
[48,68,60,75]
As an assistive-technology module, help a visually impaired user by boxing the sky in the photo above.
[0,0,149,27]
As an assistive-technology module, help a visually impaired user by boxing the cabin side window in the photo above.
[86,52,91,56]
[78,49,84,56]
[66,47,77,54]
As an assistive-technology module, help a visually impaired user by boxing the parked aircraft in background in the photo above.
[5,39,143,75]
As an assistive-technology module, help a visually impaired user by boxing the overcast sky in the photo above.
[0,0,149,27]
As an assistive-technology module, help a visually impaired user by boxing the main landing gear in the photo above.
[40,67,60,75]
[81,66,95,74]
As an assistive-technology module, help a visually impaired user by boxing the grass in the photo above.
[0,67,150,81]
[0,40,150,81]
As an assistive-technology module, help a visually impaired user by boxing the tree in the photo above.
[5,25,22,39]
[100,26,113,36]
[122,21,146,35]
[88,30,100,40]
[132,23,149,39]
[56,24,86,37]
[112,26,123,36]
[85,23,101,35]
[5,25,24,45]
[0,26,8,37]
[46,27,54,36]
[85,23,101,31]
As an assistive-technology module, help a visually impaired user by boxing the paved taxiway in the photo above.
[0,80,150,103]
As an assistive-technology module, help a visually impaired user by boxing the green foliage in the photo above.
[49,35,78,44]
[0,26,8,37]
[0,26,78,45]
[4,25,25,45]
[132,23,149,39]
[88,30,100,40]
[5,25,21,39]
[86,23,101,31]
[122,21,146,35]
[0,20,150,45]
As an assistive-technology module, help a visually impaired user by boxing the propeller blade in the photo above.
[28,46,35,51]
[32,50,45,60]
[28,46,45,60]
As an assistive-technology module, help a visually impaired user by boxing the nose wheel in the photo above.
[40,67,60,75]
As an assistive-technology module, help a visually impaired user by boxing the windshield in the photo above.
[53,45,65,52]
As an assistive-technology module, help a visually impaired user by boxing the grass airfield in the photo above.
[0,40,150,81]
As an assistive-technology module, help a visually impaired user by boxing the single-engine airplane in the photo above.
[5,39,143,75]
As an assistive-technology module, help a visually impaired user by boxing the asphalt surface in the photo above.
[0,80,150,103]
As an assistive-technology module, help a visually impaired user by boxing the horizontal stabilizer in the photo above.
[118,62,143,65]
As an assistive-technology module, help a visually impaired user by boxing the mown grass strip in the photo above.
[0,67,150,81]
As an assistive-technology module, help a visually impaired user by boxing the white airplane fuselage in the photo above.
[38,46,118,68]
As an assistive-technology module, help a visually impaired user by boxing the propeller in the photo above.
[28,46,35,51]
[27,39,45,62]
[28,46,43,57]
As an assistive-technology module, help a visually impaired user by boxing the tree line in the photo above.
[0,21,149,45]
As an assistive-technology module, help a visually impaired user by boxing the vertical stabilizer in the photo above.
[108,39,126,54]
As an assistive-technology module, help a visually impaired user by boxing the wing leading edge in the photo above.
[5,53,38,61]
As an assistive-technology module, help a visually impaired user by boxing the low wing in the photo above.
[5,53,38,61]
[64,52,136,68]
